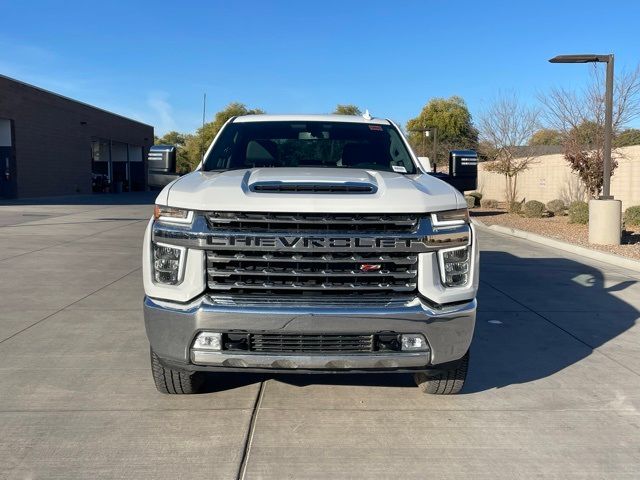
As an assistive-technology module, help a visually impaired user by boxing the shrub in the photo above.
[468,191,483,207]
[546,199,566,215]
[508,201,522,213]
[464,195,475,209]
[523,200,545,218]
[568,201,589,224]
[624,206,640,227]
[481,198,499,209]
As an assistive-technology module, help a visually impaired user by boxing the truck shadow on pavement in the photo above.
[198,250,638,394]
[198,373,415,393]
[463,250,638,393]
[198,372,415,393]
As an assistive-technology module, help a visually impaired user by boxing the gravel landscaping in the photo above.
[472,207,640,260]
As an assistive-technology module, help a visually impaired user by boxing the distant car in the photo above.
[143,114,479,395]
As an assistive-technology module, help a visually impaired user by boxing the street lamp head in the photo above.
[549,54,612,64]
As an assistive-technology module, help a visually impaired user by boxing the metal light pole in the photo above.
[410,127,438,172]
[549,53,621,244]
[425,127,438,170]
[548,54,614,198]
[602,56,614,199]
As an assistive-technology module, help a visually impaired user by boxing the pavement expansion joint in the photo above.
[237,380,267,480]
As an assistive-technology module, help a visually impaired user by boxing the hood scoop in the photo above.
[250,181,376,194]
[246,168,379,194]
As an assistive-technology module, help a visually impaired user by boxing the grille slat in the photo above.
[206,294,414,307]
[249,333,374,353]
[207,267,417,278]
[208,280,417,291]
[206,252,418,265]
[205,211,419,233]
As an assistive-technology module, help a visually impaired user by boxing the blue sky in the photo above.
[2,0,639,135]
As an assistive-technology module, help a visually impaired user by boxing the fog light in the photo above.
[152,242,185,285]
[400,334,428,351]
[193,332,222,351]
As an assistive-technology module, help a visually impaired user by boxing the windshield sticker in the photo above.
[392,165,407,173]
[368,125,383,131]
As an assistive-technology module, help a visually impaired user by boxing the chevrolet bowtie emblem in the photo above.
[360,264,382,272]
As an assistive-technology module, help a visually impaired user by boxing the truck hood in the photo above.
[162,168,464,213]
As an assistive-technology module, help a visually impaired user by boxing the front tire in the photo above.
[414,351,469,394]
[150,348,204,394]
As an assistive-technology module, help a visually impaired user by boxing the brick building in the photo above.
[0,74,154,198]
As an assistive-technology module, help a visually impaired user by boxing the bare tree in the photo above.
[478,93,541,207]
[540,64,640,197]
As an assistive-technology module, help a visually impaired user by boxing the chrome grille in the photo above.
[205,212,419,233]
[249,333,374,353]
[206,250,418,294]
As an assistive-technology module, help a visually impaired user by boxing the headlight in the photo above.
[438,245,471,287]
[154,205,193,224]
[431,208,469,228]
[152,242,186,285]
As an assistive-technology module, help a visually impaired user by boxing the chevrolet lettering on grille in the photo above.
[206,235,425,252]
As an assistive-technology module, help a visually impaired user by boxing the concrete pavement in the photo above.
[0,193,639,479]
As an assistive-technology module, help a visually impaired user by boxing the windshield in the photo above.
[202,121,417,174]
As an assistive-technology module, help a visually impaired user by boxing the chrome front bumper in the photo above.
[144,294,476,372]
[191,351,430,370]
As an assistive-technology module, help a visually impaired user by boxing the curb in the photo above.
[471,218,640,273]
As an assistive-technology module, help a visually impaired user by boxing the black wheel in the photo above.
[414,351,469,395]
[150,348,204,394]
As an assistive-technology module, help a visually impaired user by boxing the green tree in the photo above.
[614,128,640,147]
[529,128,562,146]
[333,104,362,116]
[183,102,265,171]
[156,131,187,147]
[571,120,602,148]
[406,96,478,165]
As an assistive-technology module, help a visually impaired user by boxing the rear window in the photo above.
[202,121,416,174]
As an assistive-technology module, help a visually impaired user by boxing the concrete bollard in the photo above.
[588,199,622,245]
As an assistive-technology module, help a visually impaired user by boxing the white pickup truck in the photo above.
[143,114,479,394]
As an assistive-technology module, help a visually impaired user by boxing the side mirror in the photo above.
[148,145,176,173]
[416,156,433,172]
[148,145,180,188]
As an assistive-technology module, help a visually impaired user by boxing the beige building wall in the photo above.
[478,145,640,211]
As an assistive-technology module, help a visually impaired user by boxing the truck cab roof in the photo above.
[232,114,390,125]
